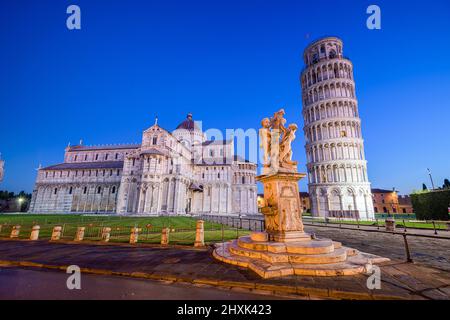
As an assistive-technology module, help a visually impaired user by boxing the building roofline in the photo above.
[304,36,343,52]
[201,139,232,146]
[41,161,124,171]
[371,188,396,193]
[67,144,140,152]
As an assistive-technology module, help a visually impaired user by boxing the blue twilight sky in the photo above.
[0,0,449,194]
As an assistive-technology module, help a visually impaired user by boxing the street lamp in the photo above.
[427,168,435,190]
[17,197,25,212]
[389,201,395,218]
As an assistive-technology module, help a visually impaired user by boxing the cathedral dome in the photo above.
[175,113,200,131]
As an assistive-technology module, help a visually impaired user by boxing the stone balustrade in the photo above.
[2,223,208,248]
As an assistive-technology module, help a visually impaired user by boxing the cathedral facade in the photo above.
[29,114,258,215]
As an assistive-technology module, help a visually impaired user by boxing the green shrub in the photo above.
[411,189,450,221]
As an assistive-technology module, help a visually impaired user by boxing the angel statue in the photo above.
[279,123,298,170]
[259,118,271,168]
[259,109,298,174]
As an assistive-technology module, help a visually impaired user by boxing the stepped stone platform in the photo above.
[213,232,390,279]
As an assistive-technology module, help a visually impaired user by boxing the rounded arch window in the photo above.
[329,50,337,59]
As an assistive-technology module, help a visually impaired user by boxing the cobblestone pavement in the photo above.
[0,239,449,300]
[304,226,450,272]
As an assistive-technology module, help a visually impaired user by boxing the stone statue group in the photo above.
[259,109,298,174]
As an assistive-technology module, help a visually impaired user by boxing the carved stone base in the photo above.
[268,231,311,242]
[213,233,390,279]
[214,170,389,279]
[257,172,307,239]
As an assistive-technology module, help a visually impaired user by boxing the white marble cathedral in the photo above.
[301,37,375,220]
[29,114,258,215]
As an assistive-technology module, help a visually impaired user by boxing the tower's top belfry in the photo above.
[303,36,344,67]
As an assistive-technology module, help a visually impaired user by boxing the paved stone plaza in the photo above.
[0,267,285,300]
[304,226,450,272]
[0,236,449,300]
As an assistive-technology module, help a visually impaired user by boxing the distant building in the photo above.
[372,189,398,214]
[398,195,414,214]
[371,188,413,214]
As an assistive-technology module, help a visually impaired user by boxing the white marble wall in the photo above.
[31,121,258,215]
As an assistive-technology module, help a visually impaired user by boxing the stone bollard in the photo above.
[194,220,205,247]
[161,227,170,245]
[30,225,40,241]
[74,227,85,241]
[129,227,141,244]
[10,225,21,238]
[101,227,112,242]
[51,226,62,241]
[385,218,396,232]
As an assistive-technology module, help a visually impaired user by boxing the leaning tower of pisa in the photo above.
[300,37,374,220]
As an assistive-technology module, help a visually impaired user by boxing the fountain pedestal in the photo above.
[258,172,310,242]
[213,171,389,279]
[213,110,389,279]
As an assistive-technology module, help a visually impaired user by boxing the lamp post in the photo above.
[389,201,394,218]
[391,201,397,216]
[427,168,435,190]
[17,197,24,212]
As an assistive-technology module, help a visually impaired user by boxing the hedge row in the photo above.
[411,189,450,221]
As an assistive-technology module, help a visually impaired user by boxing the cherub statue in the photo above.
[270,109,287,134]
[259,118,271,168]
[279,123,298,170]
[259,109,299,173]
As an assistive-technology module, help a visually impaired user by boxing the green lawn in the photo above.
[305,217,448,230]
[0,214,250,244]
